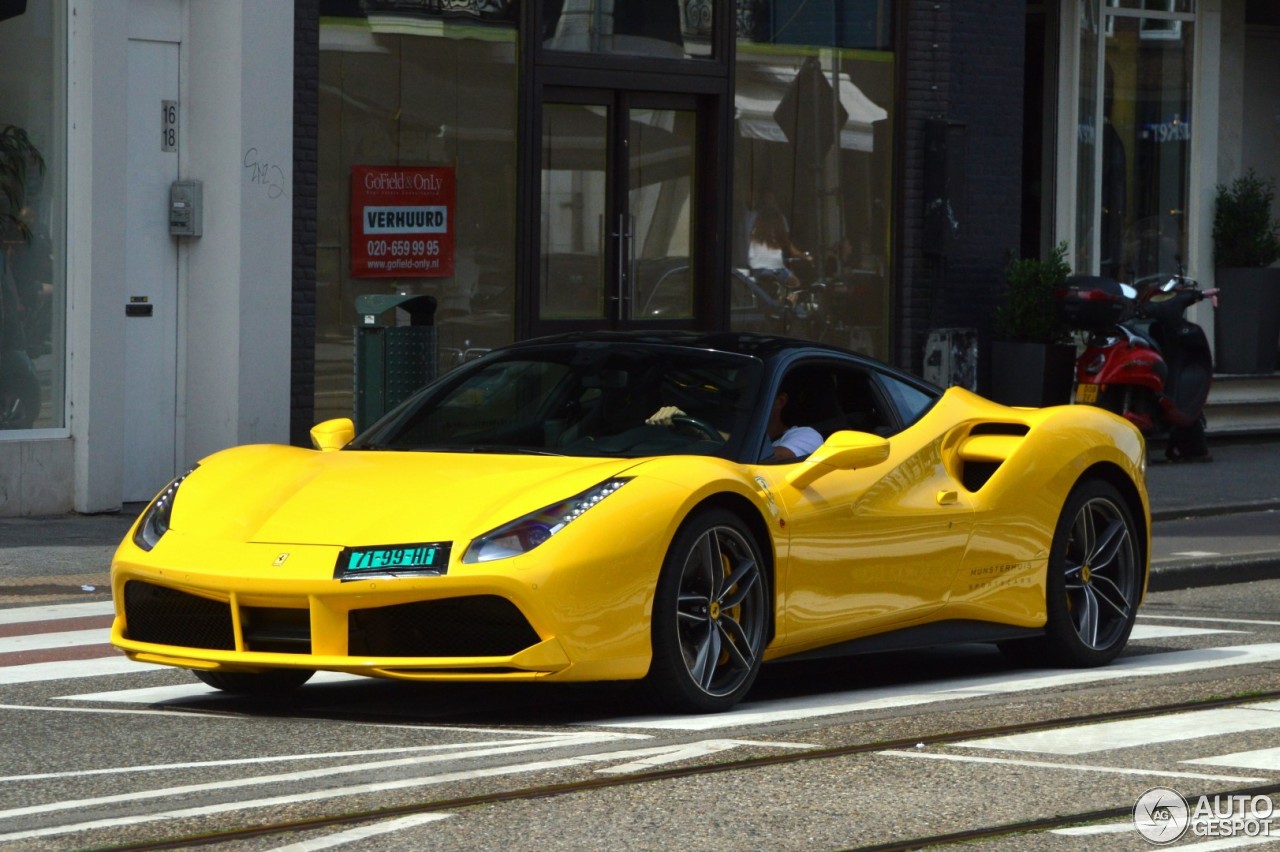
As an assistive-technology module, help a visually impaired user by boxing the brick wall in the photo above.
[291,0,319,446]
[896,1,1026,377]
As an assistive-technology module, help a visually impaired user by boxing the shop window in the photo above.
[0,4,63,432]
[1076,0,1195,283]
[731,0,895,360]
[316,5,518,422]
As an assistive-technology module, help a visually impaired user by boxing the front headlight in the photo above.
[462,477,631,564]
[133,467,197,551]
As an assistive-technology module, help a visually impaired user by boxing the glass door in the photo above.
[537,90,699,330]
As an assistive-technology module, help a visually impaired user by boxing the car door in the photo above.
[758,360,973,651]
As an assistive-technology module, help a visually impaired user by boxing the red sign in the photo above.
[350,165,455,278]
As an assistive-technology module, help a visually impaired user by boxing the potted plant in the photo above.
[1213,170,1280,374]
[988,241,1076,407]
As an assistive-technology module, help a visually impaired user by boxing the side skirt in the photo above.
[774,620,1045,664]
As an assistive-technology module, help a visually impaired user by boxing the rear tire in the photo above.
[192,668,315,695]
[1001,479,1142,667]
[1045,480,1142,665]
[645,509,768,713]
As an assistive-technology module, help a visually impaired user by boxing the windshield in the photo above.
[352,343,765,459]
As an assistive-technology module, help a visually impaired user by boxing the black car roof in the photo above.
[495,330,942,397]
[502,330,865,363]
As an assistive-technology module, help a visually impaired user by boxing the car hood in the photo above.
[167,446,645,547]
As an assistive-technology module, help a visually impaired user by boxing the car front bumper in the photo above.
[110,532,660,683]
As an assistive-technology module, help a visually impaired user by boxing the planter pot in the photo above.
[1214,267,1280,375]
[988,340,1076,408]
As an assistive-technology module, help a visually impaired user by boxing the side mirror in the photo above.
[786,430,890,489]
[310,418,355,452]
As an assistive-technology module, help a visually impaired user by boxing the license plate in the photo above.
[336,542,450,579]
[1075,383,1100,404]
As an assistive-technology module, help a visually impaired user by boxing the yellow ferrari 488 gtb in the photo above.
[111,332,1150,713]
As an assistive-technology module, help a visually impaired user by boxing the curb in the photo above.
[1149,554,1280,592]
[1151,501,1280,523]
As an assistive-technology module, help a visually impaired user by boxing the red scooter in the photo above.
[1057,273,1219,461]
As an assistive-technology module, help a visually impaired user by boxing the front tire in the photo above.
[645,509,768,713]
[192,668,315,695]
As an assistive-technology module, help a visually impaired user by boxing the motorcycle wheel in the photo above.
[1166,415,1210,462]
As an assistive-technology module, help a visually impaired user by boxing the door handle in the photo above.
[936,489,959,506]
[623,213,635,310]
[612,214,628,305]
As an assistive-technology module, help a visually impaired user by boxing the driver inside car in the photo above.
[646,383,822,462]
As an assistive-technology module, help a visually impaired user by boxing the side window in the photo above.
[830,368,893,436]
[775,362,894,440]
[879,374,935,427]
[764,361,932,460]
[758,363,843,463]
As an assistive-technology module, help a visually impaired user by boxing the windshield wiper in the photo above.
[462,445,565,456]
[352,443,564,456]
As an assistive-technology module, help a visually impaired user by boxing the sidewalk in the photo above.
[1145,437,1280,520]
[0,509,136,603]
[0,437,1277,604]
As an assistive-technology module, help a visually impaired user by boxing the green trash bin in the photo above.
[353,294,437,432]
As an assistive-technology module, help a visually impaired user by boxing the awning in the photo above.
[735,63,887,153]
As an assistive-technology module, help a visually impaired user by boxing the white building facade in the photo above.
[1,0,295,516]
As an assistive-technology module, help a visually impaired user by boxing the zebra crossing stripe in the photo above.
[0,656,143,685]
[1186,746,1280,773]
[0,601,114,625]
[957,702,1280,755]
[0,628,114,654]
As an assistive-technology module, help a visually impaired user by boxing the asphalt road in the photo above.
[2,580,1280,849]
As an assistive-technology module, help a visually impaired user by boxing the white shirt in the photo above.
[773,425,823,459]
[748,241,787,271]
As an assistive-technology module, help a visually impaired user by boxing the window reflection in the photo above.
[630,108,696,322]
[542,0,714,59]
[1079,1,1195,282]
[1108,13,1194,281]
[316,11,518,422]
[538,101,697,325]
[540,103,608,321]
[732,1,895,359]
[1076,2,1101,276]
[0,7,63,431]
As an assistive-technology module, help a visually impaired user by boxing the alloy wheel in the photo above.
[1062,495,1138,651]
[673,524,766,698]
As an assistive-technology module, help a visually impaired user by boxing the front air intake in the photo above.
[123,581,235,650]
[348,596,540,658]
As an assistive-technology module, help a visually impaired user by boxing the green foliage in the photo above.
[1213,169,1280,268]
[995,241,1072,344]
[1,125,46,241]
